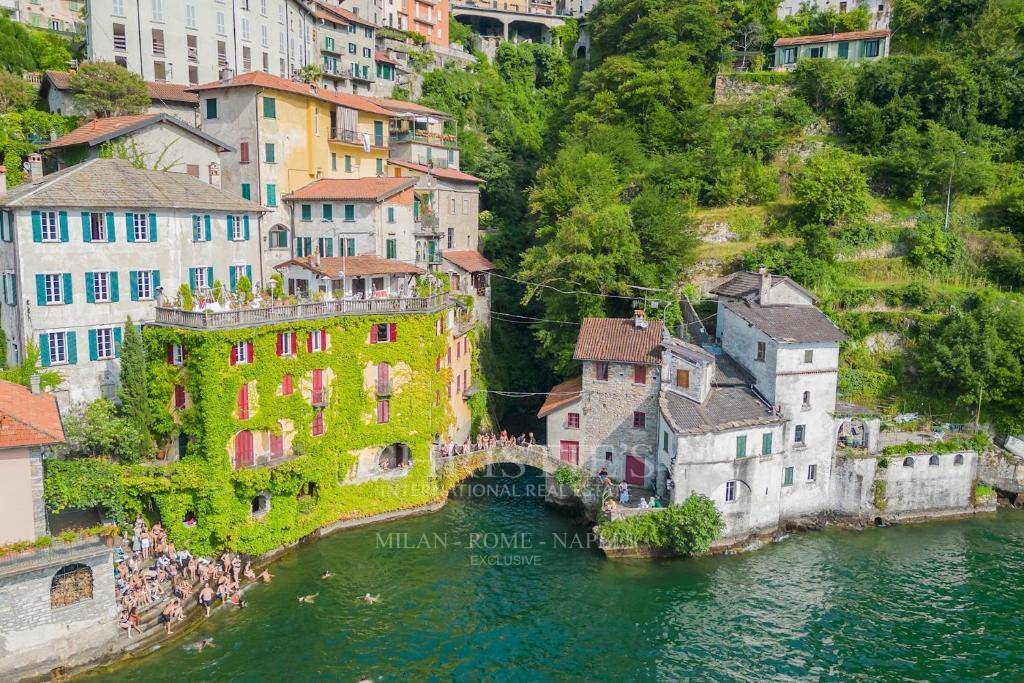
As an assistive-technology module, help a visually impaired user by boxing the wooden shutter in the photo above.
[237,384,249,419]
[246,341,254,362]
[240,142,250,163]
[633,365,646,384]
[230,343,238,366]
[676,369,690,389]
[281,374,293,395]
[389,323,396,342]
[369,324,377,344]
[276,333,283,356]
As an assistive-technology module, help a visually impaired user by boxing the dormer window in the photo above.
[755,342,766,362]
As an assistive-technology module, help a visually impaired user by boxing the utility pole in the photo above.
[944,150,966,232]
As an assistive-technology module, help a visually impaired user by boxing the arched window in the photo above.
[183,510,197,527]
[298,482,318,499]
[954,453,964,465]
[903,457,915,468]
[378,443,410,471]
[929,455,940,466]
[251,493,270,517]
[51,563,93,608]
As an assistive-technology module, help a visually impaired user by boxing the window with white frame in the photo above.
[2,271,15,305]
[47,331,68,364]
[96,327,115,359]
[170,342,184,365]
[241,18,250,40]
[230,216,243,241]
[93,272,111,302]
[185,3,196,27]
[803,349,814,364]
[89,213,107,241]
[192,215,205,241]
[194,267,209,290]
[217,11,226,34]
[40,211,59,241]
[112,0,125,15]
[151,0,163,22]
[132,213,149,241]
[44,273,63,304]
[794,424,806,445]
[137,270,154,300]
[725,480,737,502]
[807,464,817,481]
[233,341,250,364]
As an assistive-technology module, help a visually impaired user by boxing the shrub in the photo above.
[597,494,722,555]
[554,466,586,492]
[793,148,870,225]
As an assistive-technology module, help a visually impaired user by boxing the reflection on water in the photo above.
[81,474,1024,682]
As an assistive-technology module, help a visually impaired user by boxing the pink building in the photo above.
[0,380,65,544]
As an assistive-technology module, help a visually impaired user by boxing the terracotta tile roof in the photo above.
[390,158,484,184]
[0,381,64,448]
[374,52,401,66]
[369,97,448,117]
[274,254,424,278]
[573,318,665,365]
[724,300,847,343]
[661,385,782,436]
[42,113,231,152]
[44,70,198,104]
[775,29,889,47]
[1,158,265,212]
[537,376,582,418]
[443,250,494,273]
[284,177,416,202]
[188,71,392,116]
[315,1,375,27]
[707,270,818,304]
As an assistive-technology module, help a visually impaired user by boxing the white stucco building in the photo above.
[0,159,264,406]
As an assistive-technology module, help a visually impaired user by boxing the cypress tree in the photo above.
[118,317,152,459]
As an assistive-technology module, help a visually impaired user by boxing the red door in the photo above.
[235,430,254,469]
[377,362,389,394]
[625,455,646,485]
[559,440,579,465]
[269,433,284,460]
[312,369,324,404]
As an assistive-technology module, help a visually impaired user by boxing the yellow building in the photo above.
[190,71,393,272]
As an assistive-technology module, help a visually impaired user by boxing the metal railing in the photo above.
[152,41,165,55]
[0,537,111,577]
[389,130,459,149]
[330,128,384,148]
[154,294,452,330]
[415,212,440,235]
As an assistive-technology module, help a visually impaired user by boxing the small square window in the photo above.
[725,480,737,502]
[567,412,579,429]
[783,466,795,486]
[804,349,814,363]
[633,411,646,429]
[807,464,817,481]
[755,341,766,362]
[594,362,609,381]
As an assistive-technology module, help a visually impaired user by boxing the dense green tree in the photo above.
[60,399,149,463]
[70,61,150,117]
[0,70,33,113]
[793,148,870,225]
[117,318,152,459]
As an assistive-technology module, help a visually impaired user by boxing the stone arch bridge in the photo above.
[451,2,567,42]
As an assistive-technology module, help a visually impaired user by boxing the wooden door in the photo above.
[559,440,579,465]
[235,431,254,469]
[312,369,324,404]
[625,455,646,486]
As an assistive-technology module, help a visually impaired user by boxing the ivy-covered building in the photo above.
[142,293,467,555]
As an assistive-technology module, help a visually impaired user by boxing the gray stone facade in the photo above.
[0,540,119,680]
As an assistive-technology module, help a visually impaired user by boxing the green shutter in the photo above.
[109,271,119,302]
[126,213,134,242]
[229,267,237,292]
[206,98,217,119]
[85,272,95,303]
[204,215,212,241]
[106,212,115,242]
[88,329,98,361]
[323,204,332,220]
[130,270,139,301]
[148,213,157,241]
[66,331,77,364]
[265,143,275,163]
[345,155,352,172]
[31,211,42,242]
[243,214,250,240]
[246,265,252,282]
[344,204,354,221]
[35,274,46,305]
[263,96,276,118]
[189,268,197,291]
[62,272,72,303]
[114,326,122,358]
[152,269,160,292]
[301,204,311,221]
[241,183,251,200]
[387,207,394,223]
[762,432,772,455]
[736,435,746,458]
[267,184,276,206]
[227,215,235,239]
[38,334,50,366]
[206,267,214,287]
[58,211,68,242]
[81,212,92,242]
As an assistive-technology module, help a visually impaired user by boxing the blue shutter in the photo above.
[62,273,72,304]
[110,271,119,302]
[35,274,46,306]
[206,267,214,287]
[114,326,123,358]
[152,269,160,292]
[106,212,115,242]
[58,211,69,242]
[246,265,252,282]
[88,329,98,361]
[229,266,237,292]
[130,271,139,301]
[192,216,200,242]
[204,214,212,241]
[38,334,50,366]
[227,215,234,240]
[81,212,92,243]
[85,272,95,303]
[126,213,135,243]
[189,268,197,291]
[66,331,77,365]
[148,213,157,241]
[31,211,42,243]
[243,215,250,240]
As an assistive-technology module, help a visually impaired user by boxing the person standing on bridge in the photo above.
[618,481,630,505]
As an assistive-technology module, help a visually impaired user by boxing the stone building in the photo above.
[39,71,199,121]
[0,158,264,406]
[387,159,483,254]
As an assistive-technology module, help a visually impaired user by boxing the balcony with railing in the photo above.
[154,293,453,331]
[415,211,440,236]
[415,251,443,266]
[330,127,385,148]
[350,65,373,82]
[389,129,458,148]
[152,40,165,56]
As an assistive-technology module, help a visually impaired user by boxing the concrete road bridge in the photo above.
[451,2,567,42]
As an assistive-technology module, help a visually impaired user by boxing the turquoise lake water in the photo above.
[82,472,1024,682]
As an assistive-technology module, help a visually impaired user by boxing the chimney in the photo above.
[758,267,771,305]
[27,153,43,183]
[219,67,235,83]
[633,309,647,329]
[208,161,221,188]
[0,166,6,198]
[29,374,41,395]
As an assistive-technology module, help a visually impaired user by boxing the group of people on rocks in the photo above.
[116,516,272,638]
[438,431,537,457]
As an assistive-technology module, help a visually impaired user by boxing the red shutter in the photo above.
[230,343,238,366]
[246,341,254,362]
[377,399,389,424]
[281,374,293,395]
[174,384,185,409]
[447,347,452,365]
[320,330,327,348]
[270,433,284,459]
[634,365,646,384]
[167,344,174,364]
[463,369,468,387]
[369,325,377,344]
[389,323,396,342]
[436,355,441,371]
[276,333,283,356]
[307,331,313,352]
[456,375,461,393]
[290,332,297,352]
[235,431,254,469]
